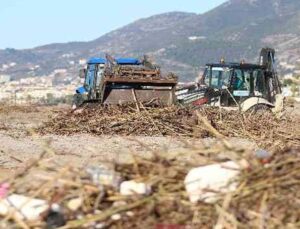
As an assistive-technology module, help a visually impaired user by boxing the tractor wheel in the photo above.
[72,94,85,109]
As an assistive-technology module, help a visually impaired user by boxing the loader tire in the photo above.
[249,104,271,114]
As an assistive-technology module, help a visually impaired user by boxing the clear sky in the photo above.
[0,0,227,49]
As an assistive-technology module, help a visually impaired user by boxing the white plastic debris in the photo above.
[50,203,61,212]
[111,214,122,221]
[73,108,84,114]
[184,161,244,204]
[112,201,127,207]
[255,149,270,159]
[0,194,49,221]
[120,180,151,196]
[94,209,102,214]
[255,149,272,165]
[95,223,106,229]
[126,211,135,217]
[86,166,122,189]
[67,198,83,211]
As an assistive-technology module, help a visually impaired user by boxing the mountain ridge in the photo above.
[1,0,300,81]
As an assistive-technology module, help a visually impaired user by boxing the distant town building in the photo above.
[283,73,293,79]
[79,59,87,65]
[0,75,11,84]
[54,69,67,74]
[293,70,300,75]
[280,62,296,70]
[282,87,293,97]
[2,64,9,70]
[188,36,206,41]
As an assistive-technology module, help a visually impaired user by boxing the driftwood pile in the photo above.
[1,104,299,228]
[0,104,39,114]
[107,65,161,79]
[0,144,299,228]
[39,104,299,150]
[39,104,196,137]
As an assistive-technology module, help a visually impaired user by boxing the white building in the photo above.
[282,87,293,97]
[54,69,67,74]
[0,75,11,84]
[188,36,206,41]
[79,59,87,65]
[293,70,300,75]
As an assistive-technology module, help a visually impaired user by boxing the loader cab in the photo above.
[202,63,272,107]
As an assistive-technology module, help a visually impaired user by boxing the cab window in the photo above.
[84,64,96,90]
[233,69,247,90]
[232,68,266,97]
[209,67,231,88]
[96,65,105,87]
[253,69,265,95]
[211,69,220,88]
[204,68,210,86]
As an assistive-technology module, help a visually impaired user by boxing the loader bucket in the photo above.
[101,78,177,106]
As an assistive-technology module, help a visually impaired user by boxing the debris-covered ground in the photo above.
[0,142,299,228]
[40,104,299,151]
[0,104,256,170]
[0,103,299,228]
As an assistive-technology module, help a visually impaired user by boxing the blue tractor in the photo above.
[73,54,178,108]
